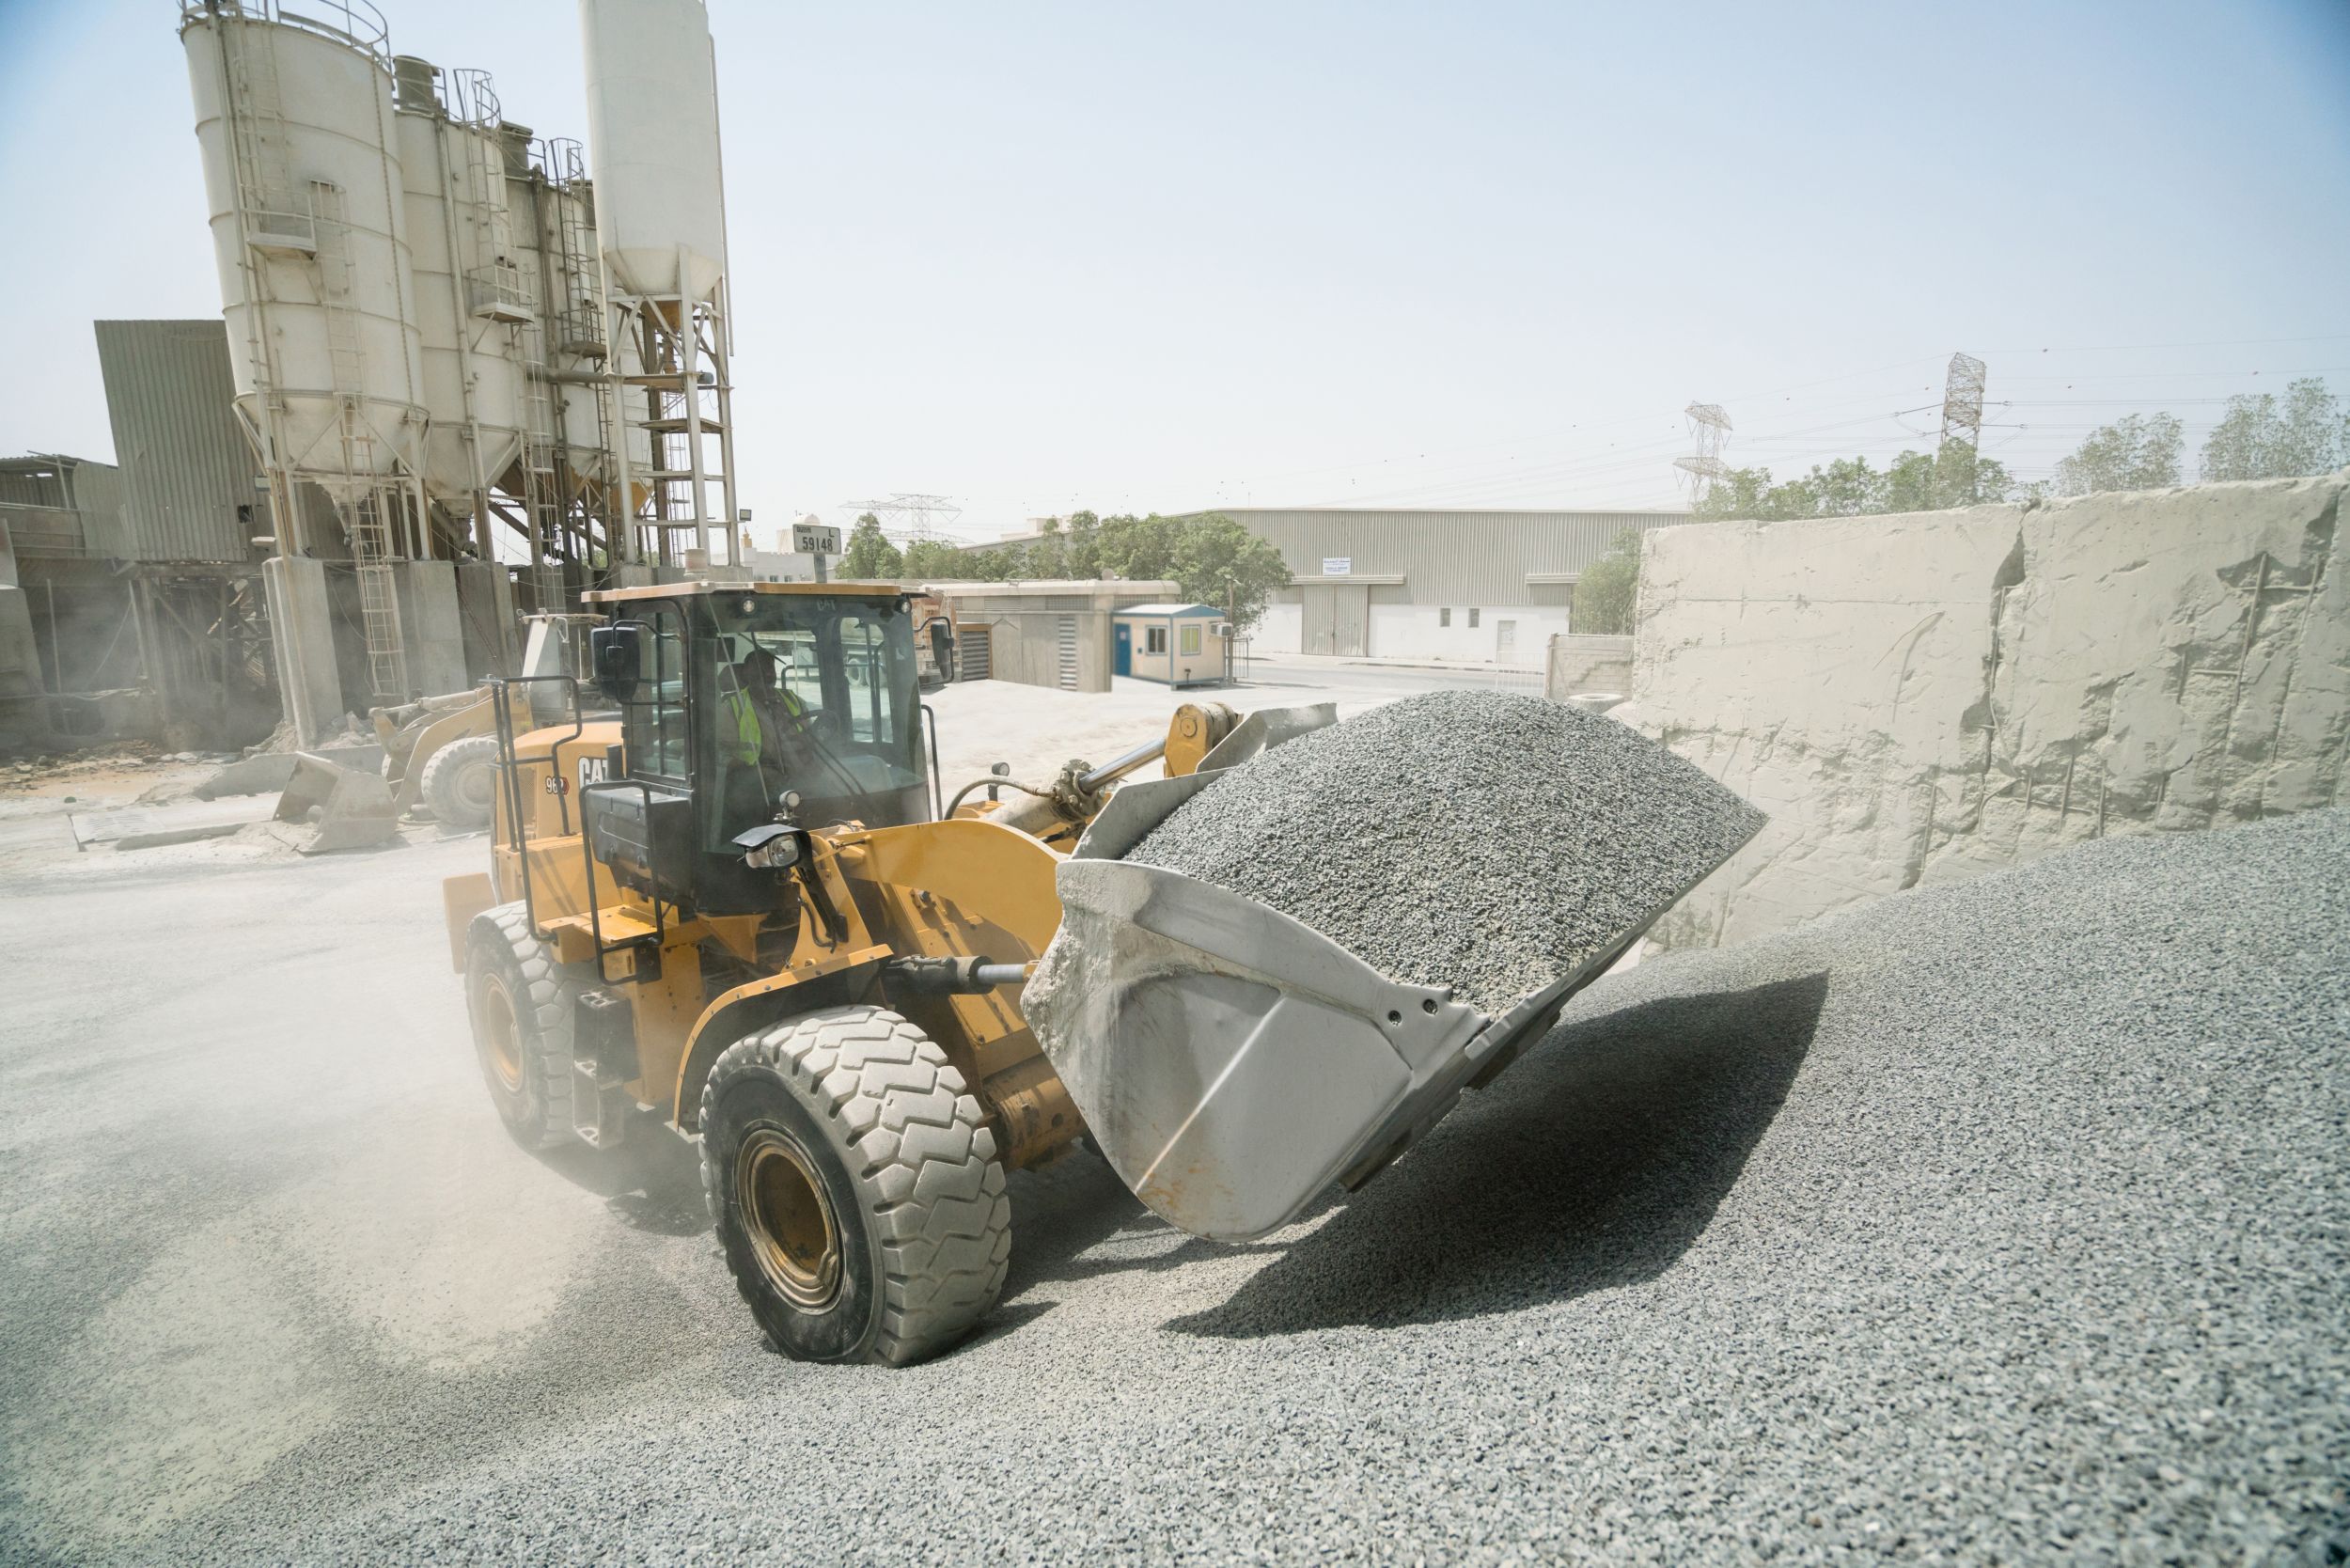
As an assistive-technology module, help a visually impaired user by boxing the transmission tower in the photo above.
[1672,402,1734,509]
[1936,352,1988,504]
[843,493,964,546]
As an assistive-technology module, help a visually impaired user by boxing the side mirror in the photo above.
[589,623,642,703]
[928,619,955,675]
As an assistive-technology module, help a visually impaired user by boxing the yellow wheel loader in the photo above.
[378,614,605,832]
[444,581,1747,1365]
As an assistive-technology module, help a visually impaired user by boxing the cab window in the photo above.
[619,605,689,779]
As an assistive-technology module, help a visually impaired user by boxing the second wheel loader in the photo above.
[445,579,1749,1364]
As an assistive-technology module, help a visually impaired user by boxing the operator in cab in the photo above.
[722,651,808,824]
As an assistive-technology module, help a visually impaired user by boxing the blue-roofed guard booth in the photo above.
[1112,604,1228,687]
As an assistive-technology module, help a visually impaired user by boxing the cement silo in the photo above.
[390,56,529,547]
[507,135,632,593]
[180,0,431,713]
[579,0,738,567]
[180,3,428,533]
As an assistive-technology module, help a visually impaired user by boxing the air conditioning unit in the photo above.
[1212,622,1234,639]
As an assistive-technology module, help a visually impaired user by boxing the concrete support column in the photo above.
[264,555,343,745]
[453,560,518,678]
[391,560,469,697]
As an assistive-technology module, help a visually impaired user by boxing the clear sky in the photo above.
[3,0,2346,543]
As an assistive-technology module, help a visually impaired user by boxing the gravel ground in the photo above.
[1126,690,1766,1010]
[4,797,2342,1564]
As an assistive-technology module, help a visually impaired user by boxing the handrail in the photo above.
[918,703,944,821]
[444,66,499,128]
[488,674,588,940]
[179,0,393,60]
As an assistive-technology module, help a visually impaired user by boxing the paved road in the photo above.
[1236,650,1543,698]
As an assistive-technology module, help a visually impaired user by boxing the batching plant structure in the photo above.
[388,55,631,607]
[177,0,644,733]
[579,0,739,569]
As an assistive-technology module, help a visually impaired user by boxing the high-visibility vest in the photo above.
[725,687,760,764]
[725,684,806,766]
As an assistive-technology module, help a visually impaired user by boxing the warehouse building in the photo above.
[1189,508,1684,665]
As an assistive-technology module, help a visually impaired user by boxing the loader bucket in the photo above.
[271,752,401,855]
[1024,714,1757,1241]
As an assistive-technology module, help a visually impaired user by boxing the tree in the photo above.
[907,508,1289,619]
[901,538,966,578]
[1093,512,1181,580]
[2054,413,2184,495]
[1692,447,2015,523]
[957,543,1027,580]
[2200,378,2350,482]
[1023,516,1071,579]
[1167,513,1292,632]
[1061,510,1102,578]
[1881,449,1943,515]
[1572,528,1641,635]
[838,512,902,578]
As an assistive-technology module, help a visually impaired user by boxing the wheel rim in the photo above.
[736,1126,842,1311]
[477,971,525,1094]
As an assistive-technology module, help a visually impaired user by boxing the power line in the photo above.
[1671,403,1733,508]
[1977,333,2350,354]
[1240,357,2348,512]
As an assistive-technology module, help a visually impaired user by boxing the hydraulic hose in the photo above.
[943,775,1055,819]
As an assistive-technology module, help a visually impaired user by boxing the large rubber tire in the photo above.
[420,734,501,831]
[699,1006,1010,1366]
[464,902,585,1150]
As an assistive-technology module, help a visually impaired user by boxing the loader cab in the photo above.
[584,583,930,916]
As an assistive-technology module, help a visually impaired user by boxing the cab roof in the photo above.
[580,580,908,605]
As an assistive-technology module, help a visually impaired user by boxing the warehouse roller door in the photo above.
[1302,585,1370,656]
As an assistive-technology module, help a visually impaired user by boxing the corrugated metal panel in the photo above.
[1193,508,1687,606]
[94,320,261,564]
[0,455,122,557]
[65,459,126,559]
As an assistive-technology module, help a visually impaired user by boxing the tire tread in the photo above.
[699,1004,1010,1365]
[469,901,577,1148]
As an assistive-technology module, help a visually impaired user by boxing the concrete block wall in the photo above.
[1544,634,1634,698]
[1366,604,1558,666]
[1632,472,2348,949]
[1252,599,1562,665]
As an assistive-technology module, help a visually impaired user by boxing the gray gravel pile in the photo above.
[1125,689,1767,1010]
[8,809,2344,1566]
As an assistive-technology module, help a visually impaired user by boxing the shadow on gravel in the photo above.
[538,1119,711,1236]
[999,1151,1149,1300]
[1167,970,1827,1339]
